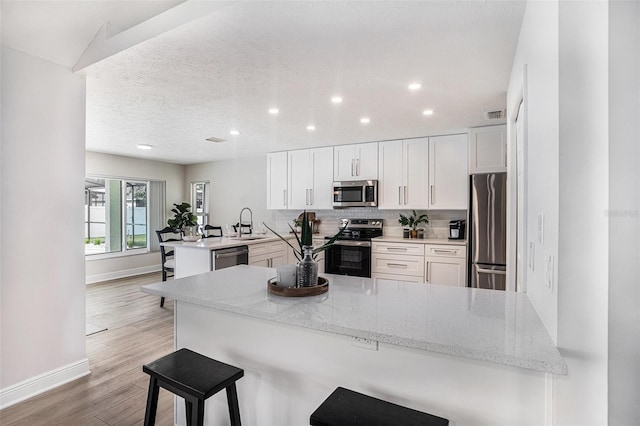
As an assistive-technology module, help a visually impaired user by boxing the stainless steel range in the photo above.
[324,219,383,278]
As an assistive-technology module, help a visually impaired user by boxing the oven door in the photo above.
[324,240,372,278]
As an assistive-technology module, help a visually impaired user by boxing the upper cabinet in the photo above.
[288,147,333,210]
[333,142,378,181]
[266,152,288,210]
[468,125,507,174]
[428,134,468,209]
[378,138,429,209]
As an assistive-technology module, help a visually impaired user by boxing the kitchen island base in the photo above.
[174,302,549,426]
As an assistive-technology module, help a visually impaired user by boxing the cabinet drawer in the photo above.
[424,244,466,258]
[372,242,424,256]
[372,273,424,283]
[371,253,425,277]
[249,241,286,261]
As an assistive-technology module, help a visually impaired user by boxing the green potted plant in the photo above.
[398,210,429,238]
[168,202,199,239]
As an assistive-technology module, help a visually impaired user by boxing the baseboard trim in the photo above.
[0,358,91,410]
[86,265,160,284]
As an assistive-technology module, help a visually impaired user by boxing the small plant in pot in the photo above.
[168,202,199,240]
[398,210,429,238]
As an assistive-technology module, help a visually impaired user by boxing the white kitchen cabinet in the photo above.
[249,241,288,268]
[378,138,429,209]
[266,152,288,210]
[288,147,333,210]
[429,134,468,209]
[371,241,425,279]
[469,125,507,174]
[424,244,467,286]
[333,142,378,181]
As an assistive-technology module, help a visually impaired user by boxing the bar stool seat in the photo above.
[143,348,244,426]
[310,387,449,426]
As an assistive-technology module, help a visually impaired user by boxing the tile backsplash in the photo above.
[273,208,467,239]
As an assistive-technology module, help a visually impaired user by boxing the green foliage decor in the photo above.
[398,210,429,230]
[264,211,346,262]
[167,202,198,231]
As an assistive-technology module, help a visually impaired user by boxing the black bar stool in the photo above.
[143,348,244,426]
[310,387,449,426]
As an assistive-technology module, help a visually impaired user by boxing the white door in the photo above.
[355,142,379,180]
[378,141,404,209]
[288,150,311,209]
[425,257,466,286]
[469,125,507,173]
[403,138,429,209]
[310,147,334,209]
[333,145,356,181]
[428,134,468,209]
[267,152,288,210]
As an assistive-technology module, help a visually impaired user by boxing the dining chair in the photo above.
[155,226,182,307]
[202,225,223,238]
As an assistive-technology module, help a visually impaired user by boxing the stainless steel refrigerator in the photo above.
[469,173,507,290]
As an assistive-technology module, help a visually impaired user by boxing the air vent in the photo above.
[484,110,505,120]
[205,136,226,143]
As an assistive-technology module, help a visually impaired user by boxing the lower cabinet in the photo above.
[249,241,287,268]
[372,241,467,286]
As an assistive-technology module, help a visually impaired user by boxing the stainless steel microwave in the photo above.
[332,180,378,208]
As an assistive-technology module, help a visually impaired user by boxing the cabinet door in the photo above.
[288,150,311,209]
[469,125,507,174]
[310,147,334,209]
[267,152,288,210]
[270,254,287,268]
[333,145,357,181]
[355,142,379,180]
[425,256,466,286]
[429,134,468,209]
[403,138,430,209]
[378,141,404,209]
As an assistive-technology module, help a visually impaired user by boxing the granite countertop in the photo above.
[373,236,468,245]
[141,266,567,375]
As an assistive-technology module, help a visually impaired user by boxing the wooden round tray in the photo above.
[267,276,328,297]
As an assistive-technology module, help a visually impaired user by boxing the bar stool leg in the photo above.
[143,377,160,426]
[226,383,241,426]
[194,399,205,426]
[185,400,193,426]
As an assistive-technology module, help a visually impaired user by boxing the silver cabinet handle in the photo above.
[310,188,314,205]
[387,263,408,268]
[398,186,402,205]
[355,158,360,176]
[430,185,434,205]
[387,247,408,251]
[425,262,430,282]
[404,186,407,204]
[283,189,287,206]
[351,159,356,176]
[434,249,456,254]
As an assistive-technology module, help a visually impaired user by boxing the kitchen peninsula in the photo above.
[142,265,566,425]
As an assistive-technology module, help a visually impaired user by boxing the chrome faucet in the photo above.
[238,207,253,237]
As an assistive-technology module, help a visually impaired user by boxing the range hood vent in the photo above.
[484,110,505,120]
[205,136,226,143]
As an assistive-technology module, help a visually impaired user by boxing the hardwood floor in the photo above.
[0,273,176,426]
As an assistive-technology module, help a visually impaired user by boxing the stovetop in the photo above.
[334,218,383,241]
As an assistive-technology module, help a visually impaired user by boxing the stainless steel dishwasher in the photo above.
[211,245,249,270]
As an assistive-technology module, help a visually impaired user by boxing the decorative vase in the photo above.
[297,245,318,287]
[409,229,418,238]
[403,229,410,238]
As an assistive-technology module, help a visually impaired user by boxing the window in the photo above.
[191,181,210,226]
[85,177,165,256]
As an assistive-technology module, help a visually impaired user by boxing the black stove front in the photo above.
[324,219,383,278]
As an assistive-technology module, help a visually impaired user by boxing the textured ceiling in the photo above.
[3,1,526,165]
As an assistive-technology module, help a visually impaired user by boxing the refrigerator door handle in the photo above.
[476,267,506,275]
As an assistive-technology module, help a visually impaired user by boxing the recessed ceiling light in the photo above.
[409,82,422,91]
[331,96,343,104]
[307,125,316,131]
[137,144,153,150]
[422,109,434,116]
[229,130,241,135]
[360,117,370,124]
[268,108,279,115]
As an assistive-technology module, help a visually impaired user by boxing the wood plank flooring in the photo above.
[0,273,176,426]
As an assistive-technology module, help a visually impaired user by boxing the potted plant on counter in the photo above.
[168,202,199,241]
[264,211,346,287]
[398,210,429,238]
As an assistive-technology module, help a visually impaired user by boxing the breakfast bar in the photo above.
[142,265,566,425]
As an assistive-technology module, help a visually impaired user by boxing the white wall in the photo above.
[85,151,185,283]
[507,0,559,340]
[556,1,610,424]
[607,1,640,424]
[185,156,274,229]
[0,47,89,404]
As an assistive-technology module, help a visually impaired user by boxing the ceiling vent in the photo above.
[484,110,505,120]
[205,136,226,143]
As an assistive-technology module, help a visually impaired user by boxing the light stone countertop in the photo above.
[374,236,468,245]
[160,234,295,250]
[141,265,567,375]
